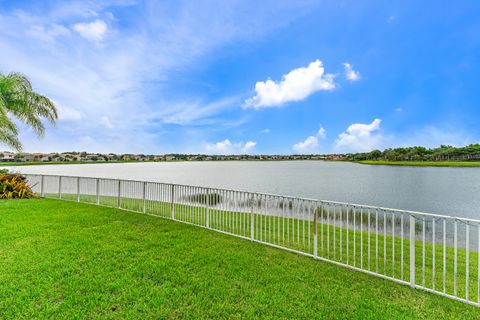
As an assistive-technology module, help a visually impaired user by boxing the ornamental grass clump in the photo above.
[0,170,36,199]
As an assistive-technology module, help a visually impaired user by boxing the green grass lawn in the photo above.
[45,192,480,303]
[1,199,479,319]
[358,160,480,167]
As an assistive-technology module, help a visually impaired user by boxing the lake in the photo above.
[5,161,480,219]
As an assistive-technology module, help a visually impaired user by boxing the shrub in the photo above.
[186,192,222,205]
[0,172,36,199]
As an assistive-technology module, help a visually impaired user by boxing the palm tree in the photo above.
[0,72,57,151]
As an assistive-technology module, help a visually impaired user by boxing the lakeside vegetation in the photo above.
[1,199,479,318]
[348,145,480,162]
[342,145,480,167]
[358,160,480,167]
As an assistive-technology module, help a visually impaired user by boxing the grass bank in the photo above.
[1,199,479,318]
[358,160,480,167]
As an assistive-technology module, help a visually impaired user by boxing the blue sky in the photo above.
[1,0,479,154]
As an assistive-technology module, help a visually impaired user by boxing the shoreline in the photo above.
[3,159,480,168]
[0,160,148,166]
[357,160,480,167]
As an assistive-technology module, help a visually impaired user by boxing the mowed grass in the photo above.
[358,160,480,167]
[43,192,480,302]
[1,200,479,319]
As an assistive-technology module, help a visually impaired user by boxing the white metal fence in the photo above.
[25,174,480,307]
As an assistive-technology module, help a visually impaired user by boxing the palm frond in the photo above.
[0,110,21,151]
[0,71,58,147]
[6,72,33,91]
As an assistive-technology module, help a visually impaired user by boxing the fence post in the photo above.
[40,175,45,197]
[117,180,121,208]
[250,194,255,241]
[205,188,210,228]
[314,204,318,258]
[76,177,80,202]
[96,178,100,205]
[410,214,415,288]
[171,184,175,220]
[142,181,147,213]
[58,176,62,199]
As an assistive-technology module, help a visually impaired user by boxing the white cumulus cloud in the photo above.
[343,63,360,81]
[243,141,257,153]
[206,139,256,154]
[244,59,335,109]
[73,19,107,41]
[334,119,382,152]
[293,127,326,154]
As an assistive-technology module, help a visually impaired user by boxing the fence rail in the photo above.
[25,174,480,307]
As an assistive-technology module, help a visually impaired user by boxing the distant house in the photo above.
[85,154,97,161]
[122,154,134,161]
[0,152,15,162]
[32,153,45,161]
[21,154,36,162]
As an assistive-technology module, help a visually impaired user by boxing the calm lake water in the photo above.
[6,161,480,219]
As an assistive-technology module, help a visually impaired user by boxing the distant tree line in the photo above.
[346,144,480,161]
